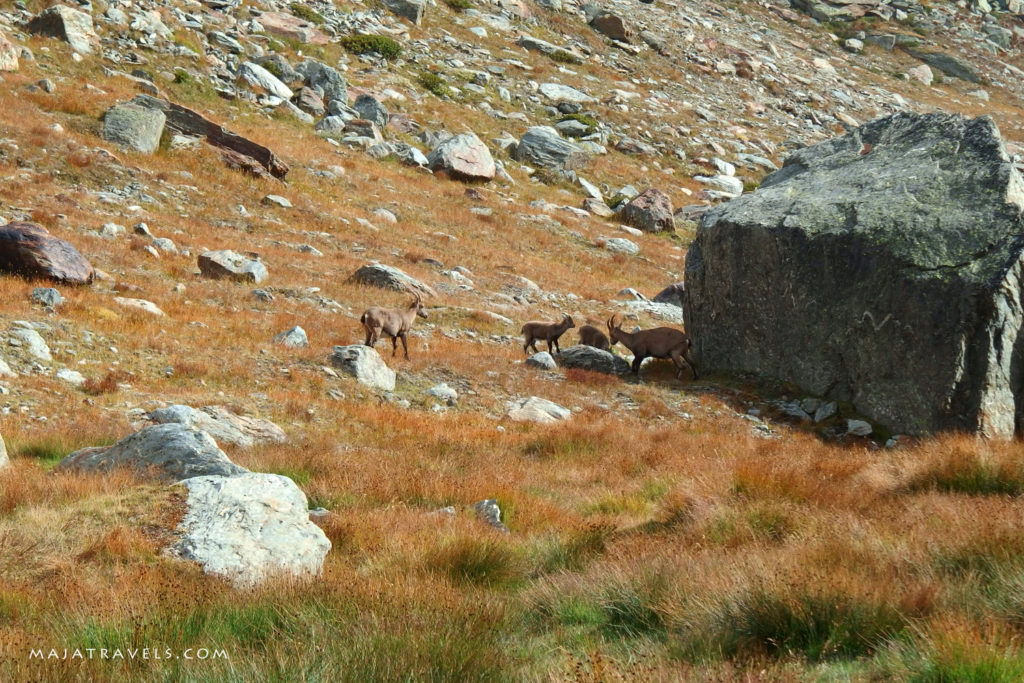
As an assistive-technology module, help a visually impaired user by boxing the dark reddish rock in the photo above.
[620,189,675,232]
[0,222,94,284]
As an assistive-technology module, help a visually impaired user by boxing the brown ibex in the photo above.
[361,293,428,359]
[607,313,698,380]
[521,314,575,354]
[578,324,610,351]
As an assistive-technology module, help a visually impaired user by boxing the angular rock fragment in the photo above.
[198,250,268,284]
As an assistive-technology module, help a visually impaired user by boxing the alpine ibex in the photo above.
[521,314,575,354]
[578,324,610,351]
[361,293,428,359]
[607,313,697,380]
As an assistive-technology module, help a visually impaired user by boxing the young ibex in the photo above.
[361,292,428,359]
[607,313,698,380]
[521,313,575,354]
[578,324,610,351]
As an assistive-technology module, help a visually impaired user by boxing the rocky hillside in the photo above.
[4,0,1024,679]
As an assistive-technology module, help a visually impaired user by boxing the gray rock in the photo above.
[11,328,51,362]
[274,326,308,348]
[28,5,98,54]
[331,345,396,391]
[652,283,685,308]
[620,188,674,232]
[526,351,557,370]
[352,94,389,130]
[427,383,458,405]
[506,396,571,423]
[685,112,1024,438]
[538,83,596,105]
[846,419,873,437]
[32,287,63,307]
[0,431,7,469]
[583,198,615,217]
[814,401,838,423]
[603,237,639,255]
[348,263,436,297]
[56,423,247,482]
[474,499,509,533]
[513,126,588,170]
[901,47,983,84]
[295,60,347,105]
[102,103,166,154]
[292,87,325,117]
[146,405,286,448]
[384,0,426,23]
[237,61,293,100]
[172,473,331,587]
[198,250,268,284]
[391,143,429,167]
[695,174,744,196]
[262,194,292,208]
[554,345,631,375]
[56,368,85,386]
[427,133,495,182]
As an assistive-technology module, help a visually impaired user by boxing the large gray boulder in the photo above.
[102,103,166,154]
[427,133,495,182]
[145,405,286,448]
[684,112,1024,438]
[56,423,248,482]
[331,345,396,391]
[555,345,631,375]
[295,60,347,106]
[198,250,268,284]
[27,5,98,54]
[513,127,588,171]
[172,473,331,587]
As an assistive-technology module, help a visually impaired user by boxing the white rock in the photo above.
[507,396,571,423]
[11,328,51,362]
[56,368,85,386]
[330,345,396,391]
[173,473,331,587]
[114,297,166,316]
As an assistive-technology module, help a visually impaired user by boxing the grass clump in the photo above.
[290,2,326,24]
[340,34,403,60]
[425,534,523,586]
[417,71,450,97]
[444,0,474,9]
[905,448,1024,496]
[707,588,905,662]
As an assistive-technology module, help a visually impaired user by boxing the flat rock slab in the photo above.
[56,423,248,482]
[554,345,631,375]
[685,112,1024,437]
[145,405,286,448]
[199,250,268,284]
[331,345,396,391]
[258,12,330,44]
[348,263,436,297]
[172,473,331,587]
[507,396,571,423]
[0,222,94,284]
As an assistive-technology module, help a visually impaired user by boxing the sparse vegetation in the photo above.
[417,70,450,97]
[289,2,326,25]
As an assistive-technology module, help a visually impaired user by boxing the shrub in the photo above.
[290,2,326,24]
[417,71,450,97]
[340,34,403,60]
[549,49,582,65]
[444,0,473,9]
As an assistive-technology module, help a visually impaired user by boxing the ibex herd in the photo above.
[359,295,697,381]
